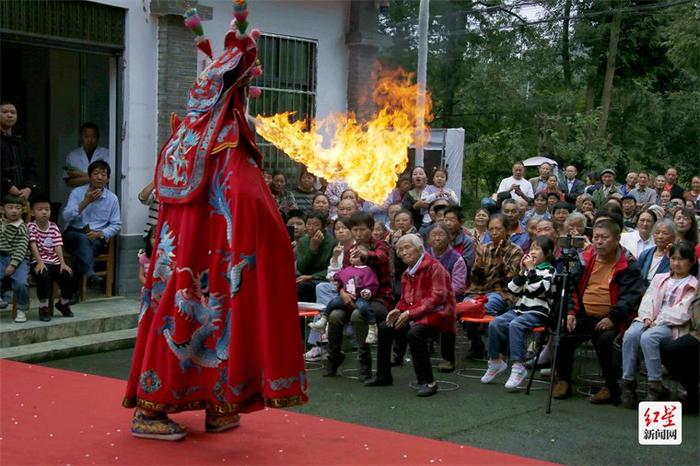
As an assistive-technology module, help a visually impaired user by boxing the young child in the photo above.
[138,225,156,288]
[28,194,75,321]
[481,236,556,390]
[0,195,31,323]
[420,167,459,225]
[309,252,380,344]
[620,240,697,408]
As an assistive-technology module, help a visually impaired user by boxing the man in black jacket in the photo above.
[552,217,643,404]
[0,102,37,200]
[557,165,586,204]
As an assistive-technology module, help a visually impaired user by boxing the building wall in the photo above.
[90,0,351,294]
[206,0,350,120]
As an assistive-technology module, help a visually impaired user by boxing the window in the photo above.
[249,33,317,174]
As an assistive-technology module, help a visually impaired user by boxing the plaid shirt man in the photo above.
[466,240,524,306]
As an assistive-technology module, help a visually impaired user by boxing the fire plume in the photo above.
[255,68,432,204]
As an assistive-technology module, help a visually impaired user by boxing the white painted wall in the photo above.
[206,0,350,120]
[90,0,349,235]
[91,0,159,236]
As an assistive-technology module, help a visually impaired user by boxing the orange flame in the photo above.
[255,68,432,204]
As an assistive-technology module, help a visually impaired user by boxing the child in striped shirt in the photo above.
[28,194,74,322]
[481,236,556,390]
[0,195,31,322]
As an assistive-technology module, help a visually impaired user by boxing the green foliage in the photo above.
[378,0,700,201]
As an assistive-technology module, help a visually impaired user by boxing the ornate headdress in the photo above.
[156,0,263,204]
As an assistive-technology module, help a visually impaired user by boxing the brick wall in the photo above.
[157,15,197,145]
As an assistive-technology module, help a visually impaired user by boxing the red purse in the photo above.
[455,295,488,319]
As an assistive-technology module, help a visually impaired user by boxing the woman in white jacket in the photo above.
[620,240,698,408]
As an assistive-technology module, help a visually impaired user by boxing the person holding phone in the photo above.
[62,160,121,289]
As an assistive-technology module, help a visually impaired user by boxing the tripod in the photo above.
[525,249,577,414]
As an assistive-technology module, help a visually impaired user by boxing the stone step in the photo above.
[0,297,140,348]
[0,328,137,363]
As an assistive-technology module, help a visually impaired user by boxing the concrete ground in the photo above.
[42,347,699,465]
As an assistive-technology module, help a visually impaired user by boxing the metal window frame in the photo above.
[250,33,318,175]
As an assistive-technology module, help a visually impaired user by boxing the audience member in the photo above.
[0,194,30,322]
[138,226,156,289]
[420,167,458,222]
[372,221,389,243]
[442,206,476,268]
[340,188,362,210]
[402,166,430,228]
[336,198,358,220]
[629,171,656,206]
[324,212,393,380]
[62,160,122,290]
[585,170,601,195]
[621,195,638,230]
[311,193,331,220]
[309,249,380,344]
[664,167,684,199]
[325,179,348,218]
[471,208,491,245]
[551,201,572,235]
[386,202,403,232]
[592,169,621,207]
[660,290,700,414]
[529,162,552,195]
[638,219,676,288]
[285,209,306,245]
[683,175,700,215]
[64,122,110,188]
[522,192,551,226]
[558,165,586,204]
[295,211,334,302]
[501,199,529,250]
[418,198,450,238]
[620,171,638,196]
[293,168,319,214]
[542,175,564,201]
[364,234,455,397]
[672,207,699,256]
[28,194,74,321]
[463,214,524,358]
[482,236,556,390]
[1,102,37,199]
[497,162,533,203]
[546,192,560,212]
[137,181,159,238]
[269,171,297,215]
[619,209,657,258]
[553,218,643,404]
[620,241,697,409]
[653,175,666,205]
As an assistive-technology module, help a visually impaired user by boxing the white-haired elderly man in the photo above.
[365,234,456,397]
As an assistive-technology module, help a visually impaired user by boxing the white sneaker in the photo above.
[480,359,507,384]
[14,310,27,323]
[304,346,327,362]
[308,315,328,331]
[365,324,378,344]
[504,363,528,391]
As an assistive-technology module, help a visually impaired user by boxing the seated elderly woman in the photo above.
[638,219,677,289]
[365,234,456,397]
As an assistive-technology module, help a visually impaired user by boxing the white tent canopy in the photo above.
[522,156,557,168]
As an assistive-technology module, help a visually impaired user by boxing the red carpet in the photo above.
[1,360,552,465]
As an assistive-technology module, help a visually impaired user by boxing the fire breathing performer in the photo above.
[123,1,308,440]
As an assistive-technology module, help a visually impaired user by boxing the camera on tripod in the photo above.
[557,235,587,250]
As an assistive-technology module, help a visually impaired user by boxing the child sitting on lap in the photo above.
[481,236,556,390]
[309,251,379,344]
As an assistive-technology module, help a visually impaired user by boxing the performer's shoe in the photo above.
[205,412,241,433]
[131,409,187,441]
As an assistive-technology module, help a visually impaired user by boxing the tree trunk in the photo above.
[597,10,622,139]
[562,0,572,87]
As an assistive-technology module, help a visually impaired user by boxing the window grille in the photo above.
[249,33,317,175]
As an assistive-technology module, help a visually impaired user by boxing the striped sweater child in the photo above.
[0,218,30,268]
[506,262,555,318]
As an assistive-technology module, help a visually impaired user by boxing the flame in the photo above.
[255,68,432,204]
